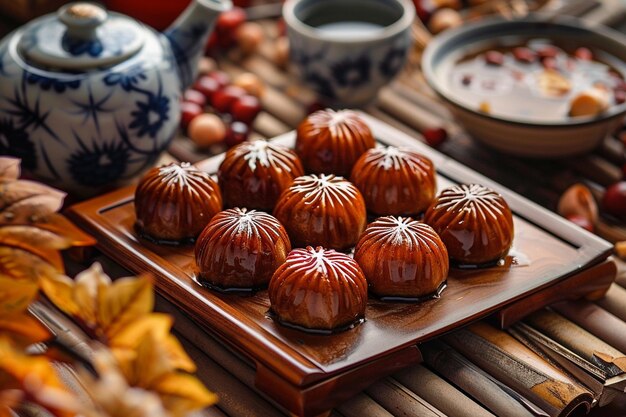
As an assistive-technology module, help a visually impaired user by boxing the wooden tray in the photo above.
[67,113,615,416]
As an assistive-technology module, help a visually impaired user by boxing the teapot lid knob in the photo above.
[59,3,108,39]
[17,1,145,71]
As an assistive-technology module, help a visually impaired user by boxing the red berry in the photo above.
[484,51,504,66]
[211,85,247,113]
[231,94,262,124]
[193,76,220,100]
[566,214,594,232]
[215,7,246,48]
[615,79,626,92]
[513,47,536,64]
[180,102,203,129]
[615,90,626,105]
[542,57,558,71]
[575,47,593,61]
[183,89,207,108]
[537,45,558,60]
[603,181,626,221]
[423,127,448,148]
[208,71,231,89]
[225,121,250,148]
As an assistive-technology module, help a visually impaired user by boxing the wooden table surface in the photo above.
[4,1,626,417]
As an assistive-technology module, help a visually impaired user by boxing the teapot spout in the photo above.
[164,0,232,90]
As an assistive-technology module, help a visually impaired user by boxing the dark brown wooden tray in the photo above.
[67,113,615,417]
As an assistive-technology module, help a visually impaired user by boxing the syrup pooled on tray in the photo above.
[448,39,626,122]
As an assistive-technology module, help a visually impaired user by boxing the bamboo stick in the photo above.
[365,379,447,417]
[551,300,626,355]
[443,322,594,417]
[394,364,496,417]
[596,283,626,321]
[377,88,450,134]
[335,393,394,417]
[524,310,626,375]
[422,341,541,417]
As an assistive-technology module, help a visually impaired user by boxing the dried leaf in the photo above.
[0,247,63,280]
[155,373,218,417]
[41,264,153,341]
[0,339,78,417]
[0,158,20,182]
[0,313,51,347]
[115,331,216,417]
[0,277,38,315]
[109,314,195,373]
[97,275,153,339]
[79,350,171,417]
[0,180,65,223]
[0,159,95,286]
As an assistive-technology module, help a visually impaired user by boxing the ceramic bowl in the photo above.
[422,15,626,158]
[283,0,414,107]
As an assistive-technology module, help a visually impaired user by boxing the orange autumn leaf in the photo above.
[79,350,171,417]
[0,276,38,315]
[109,313,195,373]
[115,331,217,417]
[41,263,153,342]
[0,157,95,281]
[0,312,51,348]
[0,271,52,368]
[0,339,78,417]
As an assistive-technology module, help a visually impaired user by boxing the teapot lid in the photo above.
[17,2,145,71]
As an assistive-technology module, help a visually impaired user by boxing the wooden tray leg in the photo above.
[496,259,617,329]
[256,345,423,417]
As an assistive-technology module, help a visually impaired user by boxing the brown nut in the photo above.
[557,183,598,226]
[428,8,463,34]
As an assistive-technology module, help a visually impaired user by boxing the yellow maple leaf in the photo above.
[114,331,217,417]
[0,276,51,347]
[0,339,78,417]
[79,349,171,417]
[41,263,153,341]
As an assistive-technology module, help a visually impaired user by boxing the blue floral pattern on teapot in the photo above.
[0,0,231,196]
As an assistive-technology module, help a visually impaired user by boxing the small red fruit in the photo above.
[485,51,504,66]
[542,57,558,71]
[180,102,203,130]
[193,76,220,101]
[537,45,558,60]
[615,90,626,105]
[211,85,247,114]
[423,127,448,148]
[215,7,246,48]
[603,181,626,221]
[225,121,250,148]
[183,89,207,108]
[513,47,536,64]
[575,47,593,61]
[208,71,231,89]
[231,94,262,124]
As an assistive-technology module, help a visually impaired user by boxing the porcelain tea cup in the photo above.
[283,0,415,107]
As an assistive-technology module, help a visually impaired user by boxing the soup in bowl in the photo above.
[422,15,626,158]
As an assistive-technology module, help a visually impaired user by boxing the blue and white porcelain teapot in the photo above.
[0,0,231,195]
